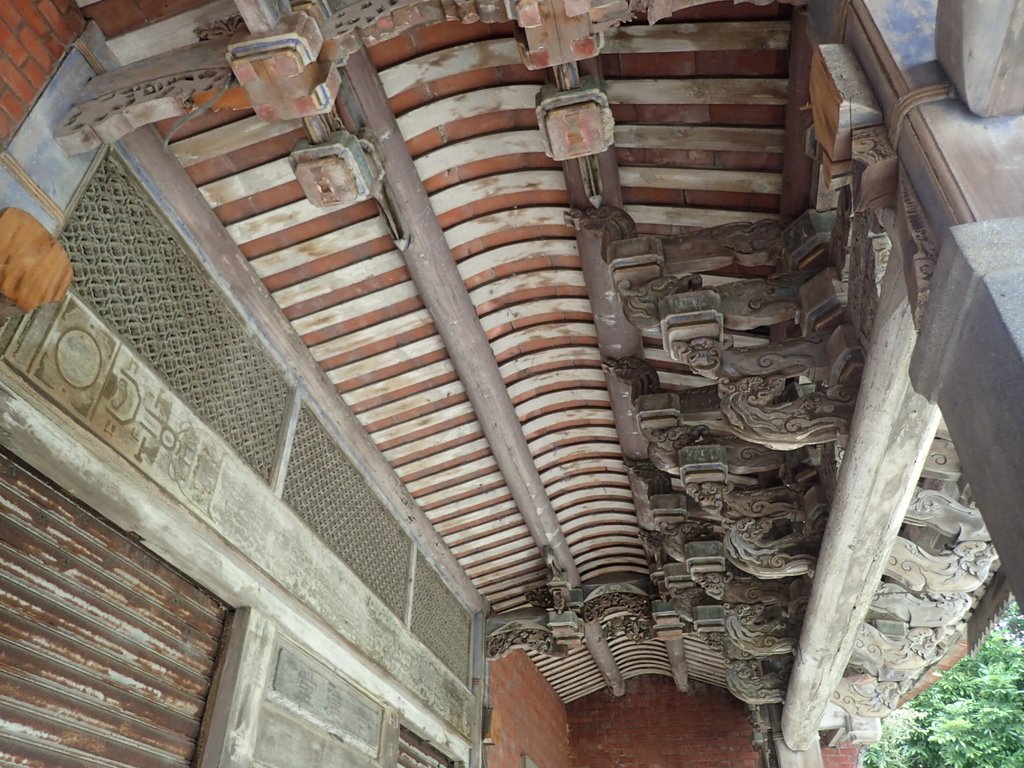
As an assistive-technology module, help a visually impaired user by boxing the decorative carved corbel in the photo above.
[719,375,856,450]
[55,44,235,154]
[884,538,995,593]
[486,620,555,658]
[904,488,990,543]
[896,168,939,326]
[624,457,673,497]
[602,614,655,643]
[869,583,973,627]
[849,623,946,681]
[724,523,817,580]
[602,355,662,402]
[726,659,787,705]
[724,603,796,657]
[568,206,637,240]
[580,584,651,624]
[831,677,904,718]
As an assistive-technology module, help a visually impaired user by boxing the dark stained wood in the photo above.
[780,10,815,219]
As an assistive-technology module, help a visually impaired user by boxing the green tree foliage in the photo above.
[863,602,1024,768]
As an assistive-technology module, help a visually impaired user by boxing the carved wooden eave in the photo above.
[45,0,1009,735]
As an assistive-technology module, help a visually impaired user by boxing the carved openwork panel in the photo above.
[61,154,291,482]
[285,407,413,618]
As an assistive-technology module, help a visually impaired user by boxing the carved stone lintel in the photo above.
[719,376,856,450]
[884,537,995,593]
[904,488,989,542]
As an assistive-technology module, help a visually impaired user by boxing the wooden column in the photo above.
[781,248,940,751]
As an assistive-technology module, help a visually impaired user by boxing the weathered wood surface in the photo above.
[935,0,1024,117]
[782,250,940,752]
[0,370,473,759]
[198,609,277,768]
[810,44,882,163]
[0,208,72,318]
[613,124,785,153]
[606,78,789,105]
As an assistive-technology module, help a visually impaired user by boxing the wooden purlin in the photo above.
[340,45,634,693]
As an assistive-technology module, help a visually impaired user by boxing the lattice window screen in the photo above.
[411,551,472,681]
[284,405,411,617]
[59,153,291,481]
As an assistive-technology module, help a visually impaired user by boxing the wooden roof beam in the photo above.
[559,56,693,694]
[340,46,628,694]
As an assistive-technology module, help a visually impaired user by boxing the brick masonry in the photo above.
[0,0,84,142]
[488,651,571,768]
[567,675,762,768]
[821,742,860,768]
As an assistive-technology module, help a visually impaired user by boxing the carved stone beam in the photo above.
[0,209,72,320]
[718,375,857,450]
[848,623,945,681]
[884,538,995,593]
[55,42,234,154]
[903,488,989,543]
[868,583,972,628]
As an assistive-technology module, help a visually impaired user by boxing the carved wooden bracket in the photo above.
[0,209,72,319]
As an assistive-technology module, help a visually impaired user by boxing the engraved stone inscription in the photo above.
[269,644,384,758]
[3,295,225,516]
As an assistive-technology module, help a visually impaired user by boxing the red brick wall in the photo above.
[821,743,860,768]
[567,676,762,768]
[488,652,571,768]
[0,0,84,142]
